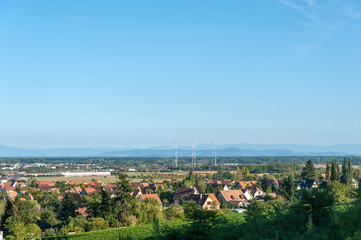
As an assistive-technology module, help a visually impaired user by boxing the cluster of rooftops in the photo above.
[1,175,355,215]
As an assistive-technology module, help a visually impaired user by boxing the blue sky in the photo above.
[1,0,361,148]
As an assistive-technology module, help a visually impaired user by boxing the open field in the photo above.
[34,175,118,183]
[33,171,189,183]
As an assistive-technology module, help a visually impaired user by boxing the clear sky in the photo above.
[1,0,361,148]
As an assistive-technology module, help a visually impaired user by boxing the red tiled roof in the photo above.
[140,194,162,205]
[75,207,89,217]
[3,186,15,191]
[7,191,18,199]
[83,187,96,194]
[219,190,248,203]
[207,193,220,205]
[36,181,56,187]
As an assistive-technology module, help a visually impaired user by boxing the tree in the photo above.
[299,188,335,227]
[196,179,206,194]
[185,207,220,239]
[2,199,16,233]
[112,172,137,225]
[164,204,184,220]
[235,167,242,180]
[331,159,340,181]
[341,157,353,186]
[325,161,331,181]
[138,198,162,224]
[25,223,41,239]
[58,192,77,221]
[341,158,347,184]
[242,167,250,179]
[301,160,316,180]
[347,159,353,185]
[278,175,296,201]
[205,184,214,194]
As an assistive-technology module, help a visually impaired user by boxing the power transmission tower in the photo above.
[194,140,196,167]
[214,140,217,166]
[175,139,178,168]
[192,141,194,168]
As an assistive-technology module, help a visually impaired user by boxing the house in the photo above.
[173,187,199,205]
[75,207,89,217]
[7,191,18,200]
[39,184,52,192]
[273,179,283,190]
[1,185,16,192]
[138,193,163,205]
[217,190,251,207]
[234,181,257,190]
[131,189,142,198]
[204,179,215,184]
[36,181,56,187]
[267,193,278,199]
[187,193,220,210]
[81,187,97,196]
[248,186,264,199]
[66,181,80,186]
[18,190,34,200]
[105,183,116,187]
[88,181,103,187]
[67,187,83,195]
[298,179,319,190]
[353,179,359,188]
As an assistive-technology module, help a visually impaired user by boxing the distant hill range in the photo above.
[1,143,361,157]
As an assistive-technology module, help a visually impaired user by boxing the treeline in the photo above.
[3,156,361,166]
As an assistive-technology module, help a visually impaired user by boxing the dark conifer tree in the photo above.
[331,158,340,181]
[347,158,353,185]
[341,158,347,184]
[325,161,331,181]
[301,160,316,180]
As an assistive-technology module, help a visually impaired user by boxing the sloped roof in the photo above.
[7,191,18,199]
[174,188,198,200]
[83,187,96,194]
[140,194,162,205]
[219,190,248,203]
[3,186,16,191]
[207,193,220,205]
[75,207,89,216]
[236,181,258,189]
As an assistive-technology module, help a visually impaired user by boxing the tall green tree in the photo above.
[341,158,348,184]
[331,159,340,181]
[279,175,296,201]
[301,160,316,180]
[341,158,353,185]
[325,161,331,181]
[347,159,353,185]
[112,172,137,225]
[58,192,77,221]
